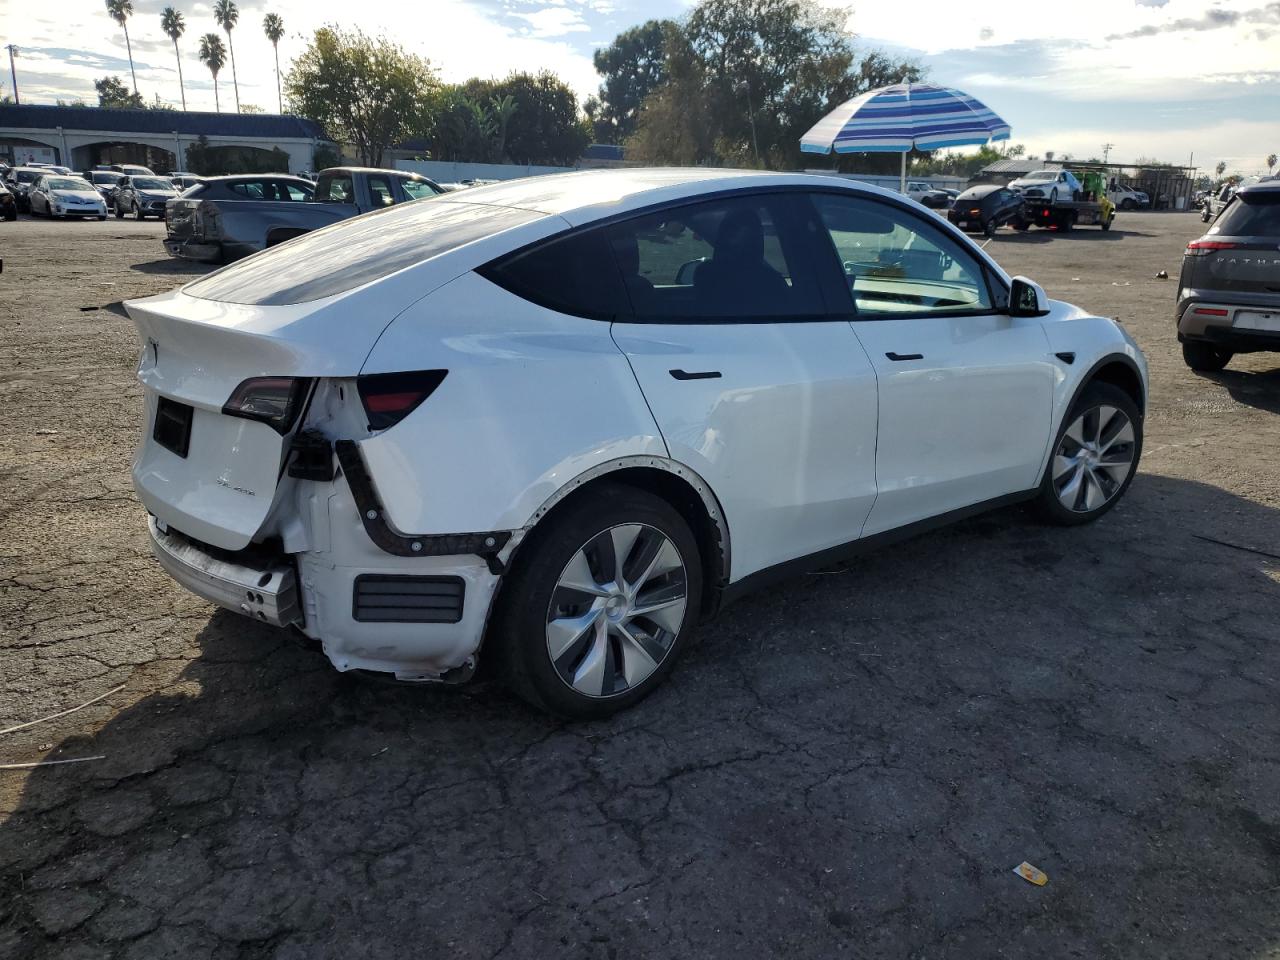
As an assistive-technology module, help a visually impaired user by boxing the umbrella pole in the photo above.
[900,151,907,193]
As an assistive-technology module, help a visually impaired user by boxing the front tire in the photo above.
[1050,188,1058,204]
[1121,198,1137,210]
[1035,382,1142,526]
[132,202,144,221]
[494,484,703,719]
[114,203,124,220]
[1182,340,1232,372]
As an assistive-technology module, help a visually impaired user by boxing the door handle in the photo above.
[885,352,924,361]
[669,369,722,380]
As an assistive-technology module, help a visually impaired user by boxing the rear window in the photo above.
[1211,191,1280,236]
[183,200,542,305]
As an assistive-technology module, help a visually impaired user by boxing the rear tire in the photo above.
[1182,340,1232,372]
[132,203,144,221]
[983,219,996,238]
[493,484,703,719]
[114,204,124,220]
[1035,382,1142,526]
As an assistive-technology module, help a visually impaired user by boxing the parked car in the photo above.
[903,180,952,209]
[1177,179,1280,371]
[170,173,204,191]
[1008,169,1082,203]
[1107,183,1149,210]
[162,167,446,263]
[947,184,1025,236]
[82,169,126,209]
[114,175,180,220]
[28,174,108,219]
[126,169,1148,717]
[5,166,47,212]
[108,163,156,177]
[0,181,17,221]
[1201,183,1235,223]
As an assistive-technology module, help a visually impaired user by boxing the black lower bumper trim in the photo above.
[334,439,511,572]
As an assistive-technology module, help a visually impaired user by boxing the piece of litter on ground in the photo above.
[0,683,126,737]
[35,429,57,436]
[370,746,389,758]
[1071,277,1081,281]
[1155,270,1169,279]
[0,755,106,770]
[38,742,52,751]
[79,306,100,312]
[1013,862,1048,886]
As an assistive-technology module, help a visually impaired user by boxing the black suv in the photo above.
[1177,179,1280,371]
[948,184,1025,237]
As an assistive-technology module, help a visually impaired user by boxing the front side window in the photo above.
[812,193,995,317]
[271,180,312,201]
[400,177,440,201]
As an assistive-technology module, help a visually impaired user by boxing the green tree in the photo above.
[213,0,241,113]
[624,0,921,169]
[489,94,517,161]
[592,19,679,143]
[489,72,589,165]
[263,13,285,114]
[1268,153,1277,175]
[104,0,138,96]
[1215,160,1227,177]
[286,27,439,167]
[161,7,187,110]
[198,33,227,112]
[94,75,144,109]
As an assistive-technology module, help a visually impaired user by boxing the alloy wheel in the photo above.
[545,523,688,699]
[1052,405,1136,512]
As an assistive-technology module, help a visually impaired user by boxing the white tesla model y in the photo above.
[127,169,1148,717]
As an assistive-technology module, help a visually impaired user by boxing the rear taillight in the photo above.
[1192,307,1229,317]
[1186,240,1240,257]
[969,208,981,215]
[223,377,312,434]
[356,371,447,430]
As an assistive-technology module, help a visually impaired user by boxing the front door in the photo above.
[809,192,1057,536]
[608,192,880,581]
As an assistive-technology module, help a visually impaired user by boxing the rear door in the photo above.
[607,192,880,580]
[810,191,1056,536]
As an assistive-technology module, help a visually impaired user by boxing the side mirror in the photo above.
[1008,276,1050,317]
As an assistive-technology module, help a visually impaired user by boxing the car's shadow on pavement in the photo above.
[129,259,212,277]
[993,228,1157,244]
[1201,367,1280,415]
[3,475,1280,959]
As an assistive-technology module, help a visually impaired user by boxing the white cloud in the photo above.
[511,6,591,38]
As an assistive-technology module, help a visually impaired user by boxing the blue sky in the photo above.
[8,0,1278,175]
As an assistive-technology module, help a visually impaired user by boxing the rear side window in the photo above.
[228,180,267,199]
[368,175,395,208]
[1211,192,1280,236]
[316,174,354,203]
[184,200,542,305]
[482,193,826,322]
[481,230,630,319]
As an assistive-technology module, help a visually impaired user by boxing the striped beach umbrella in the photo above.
[800,82,1011,191]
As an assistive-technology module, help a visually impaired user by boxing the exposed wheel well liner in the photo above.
[515,459,730,619]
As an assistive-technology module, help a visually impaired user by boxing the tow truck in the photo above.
[1016,170,1116,232]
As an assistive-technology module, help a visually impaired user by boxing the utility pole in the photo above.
[6,45,18,105]
[1101,142,1114,164]
[735,80,760,167]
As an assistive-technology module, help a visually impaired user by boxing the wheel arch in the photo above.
[1037,352,1146,486]
[511,457,731,619]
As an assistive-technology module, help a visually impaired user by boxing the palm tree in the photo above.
[198,33,227,113]
[213,0,240,113]
[104,0,138,96]
[1268,153,1278,176]
[262,13,284,114]
[161,7,186,110]
[1215,160,1227,178]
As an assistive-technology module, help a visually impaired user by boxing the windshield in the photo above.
[1211,191,1280,236]
[132,177,173,190]
[401,178,442,201]
[16,170,39,183]
[91,172,123,184]
[48,178,91,191]
[1024,171,1056,181]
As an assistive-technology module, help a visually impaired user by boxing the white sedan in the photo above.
[29,174,109,219]
[126,169,1148,717]
[1008,169,1082,203]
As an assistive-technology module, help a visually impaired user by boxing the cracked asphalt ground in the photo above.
[2,210,1279,960]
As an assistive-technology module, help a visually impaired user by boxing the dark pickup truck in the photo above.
[163,166,447,263]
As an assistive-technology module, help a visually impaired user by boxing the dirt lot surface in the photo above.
[2,211,1279,959]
